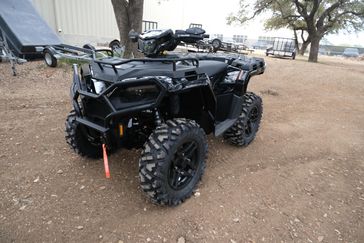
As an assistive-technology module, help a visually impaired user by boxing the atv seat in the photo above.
[198,60,227,77]
[175,27,209,43]
[175,27,206,35]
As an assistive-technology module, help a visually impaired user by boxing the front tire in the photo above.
[223,92,263,146]
[65,110,102,158]
[139,118,208,206]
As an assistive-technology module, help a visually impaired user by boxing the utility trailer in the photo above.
[43,44,114,68]
[266,37,296,59]
[0,0,109,73]
[0,29,27,75]
[0,0,62,75]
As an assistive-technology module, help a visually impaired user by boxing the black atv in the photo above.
[65,27,265,206]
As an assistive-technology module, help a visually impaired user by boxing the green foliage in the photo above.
[228,0,364,35]
[228,0,364,61]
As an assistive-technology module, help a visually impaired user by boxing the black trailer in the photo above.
[266,37,296,59]
[0,0,62,75]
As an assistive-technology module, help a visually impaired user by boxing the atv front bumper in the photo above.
[70,67,167,134]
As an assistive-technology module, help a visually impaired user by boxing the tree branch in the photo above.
[321,9,364,33]
[300,29,306,42]
[293,0,308,18]
[309,0,321,18]
[275,0,301,20]
[247,0,274,21]
[300,29,310,42]
[227,0,275,24]
[316,0,345,30]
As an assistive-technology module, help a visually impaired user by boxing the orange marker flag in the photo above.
[102,144,110,178]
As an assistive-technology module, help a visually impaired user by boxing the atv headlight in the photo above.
[124,84,159,96]
[108,81,160,110]
[92,78,106,94]
[224,71,240,83]
[138,39,157,55]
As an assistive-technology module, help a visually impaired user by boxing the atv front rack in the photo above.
[94,57,200,72]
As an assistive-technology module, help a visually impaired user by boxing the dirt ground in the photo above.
[0,55,363,243]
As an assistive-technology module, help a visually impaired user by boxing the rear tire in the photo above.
[139,118,207,206]
[65,110,102,159]
[223,92,263,146]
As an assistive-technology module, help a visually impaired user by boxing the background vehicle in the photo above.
[0,0,61,75]
[43,44,113,67]
[174,27,221,52]
[108,21,159,56]
[168,26,243,53]
[253,40,270,50]
[63,28,265,206]
[214,38,239,52]
[266,37,296,59]
[343,48,359,57]
[319,47,329,55]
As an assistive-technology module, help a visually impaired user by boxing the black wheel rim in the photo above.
[168,140,199,190]
[245,106,259,137]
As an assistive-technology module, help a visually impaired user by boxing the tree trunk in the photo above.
[111,0,144,58]
[308,36,320,62]
[299,40,310,55]
[293,29,300,54]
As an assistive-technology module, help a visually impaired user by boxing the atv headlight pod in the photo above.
[116,82,159,100]
[138,39,157,55]
[225,71,240,83]
[124,84,159,96]
[92,78,106,94]
[108,79,161,110]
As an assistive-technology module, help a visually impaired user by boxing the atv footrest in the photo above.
[214,118,237,137]
[75,117,108,133]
